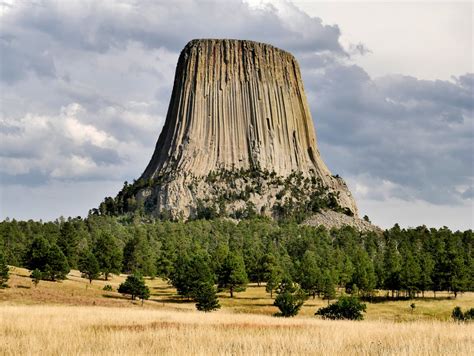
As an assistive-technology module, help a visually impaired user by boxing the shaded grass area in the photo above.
[1,266,473,321]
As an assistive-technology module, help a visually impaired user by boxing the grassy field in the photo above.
[1,304,473,355]
[1,267,473,355]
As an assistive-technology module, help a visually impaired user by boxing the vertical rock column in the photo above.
[138,39,358,217]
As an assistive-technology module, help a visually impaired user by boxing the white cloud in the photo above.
[348,176,403,202]
[50,154,97,179]
[0,0,472,230]
[0,157,34,175]
[292,1,473,80]
[0,102,162,184]
[62,104,117,148]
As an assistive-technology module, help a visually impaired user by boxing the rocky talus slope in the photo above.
[120,39,358,220]
[304,210,382,233]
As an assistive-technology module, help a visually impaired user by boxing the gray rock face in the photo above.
[303,210,381,233]
[134,39,358,219]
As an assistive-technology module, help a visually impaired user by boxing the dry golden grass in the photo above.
[1,266,473,355]
[0,267,135,308]
[1,304,473,355]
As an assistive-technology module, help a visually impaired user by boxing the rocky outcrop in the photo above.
[128,39,358,219]
[304,210,381,233]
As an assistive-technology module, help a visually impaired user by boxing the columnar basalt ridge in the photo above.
[129,39,358,219]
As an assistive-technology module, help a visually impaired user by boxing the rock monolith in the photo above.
[118,39,358,219]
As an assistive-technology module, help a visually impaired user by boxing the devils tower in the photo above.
[115,39,358,220]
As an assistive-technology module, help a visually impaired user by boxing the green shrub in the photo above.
[103,284,113,292]
[273,278,307,317]
[452,306,474,322]
[465,308,474,320]
[452,306,464,321]
[30,269,42,287]
[315,295,367,320]
[118,274,150,302]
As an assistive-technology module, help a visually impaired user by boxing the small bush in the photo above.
[465,308,474,320]
[452,306,474,322]
[103,284,113,292]
[452,306,464,321]
[315,295,367,320]
[30,269,42,287]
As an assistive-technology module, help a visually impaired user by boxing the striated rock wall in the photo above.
[135,39,358,218]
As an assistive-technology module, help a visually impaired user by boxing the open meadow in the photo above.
[0,267,473,355]
[1,304,473,355]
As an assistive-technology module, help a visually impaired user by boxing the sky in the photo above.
[0,0,472,230]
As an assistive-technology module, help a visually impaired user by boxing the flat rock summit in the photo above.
[116,39,359,222]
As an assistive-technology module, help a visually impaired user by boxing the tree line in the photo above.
[0,215,472,300]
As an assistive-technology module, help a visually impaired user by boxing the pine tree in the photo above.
[335,250,354,289]
[265,267,282,299]
[431,227,450,297]
[383,238,402,297]
[78,251,100,283]
[273,278,307,317]
[118,274,150,302]
[44,244,70,281]
[0,253,9,288]
[447,255,467,298]
[26,236,51,272]
[0,219,27,267]
[445,233,468,298]
[122,228,157,277]
[298,250,322,299]
[348,248,376,296]
[57,220,80,268]
[400,249,421,298]
[194,282,221,312]
[321,269,336,304]
[262,254,283,298]
[26,237,69,281]
[170,252,214,299]
[155,238,176,279]
[217,252,248,298]
[244,244,264,286]
[93,232,122,280]
[418,251,434,297]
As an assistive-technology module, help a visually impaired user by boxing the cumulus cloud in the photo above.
[307,64,473,205]
[0,103,163,184]
[1,0,344,56]
[0,0,344,185]
[0,0,472,225]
